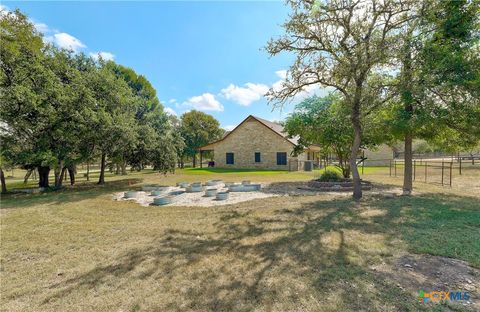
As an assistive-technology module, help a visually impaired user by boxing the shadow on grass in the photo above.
[262,180,400,194]
[40,193,480,310]
[0,178,142,209]
[184,168,289,174]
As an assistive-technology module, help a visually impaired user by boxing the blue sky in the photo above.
[2,1,323,130]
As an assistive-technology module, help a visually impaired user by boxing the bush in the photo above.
[318,170,342,182]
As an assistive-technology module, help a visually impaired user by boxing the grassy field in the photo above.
[2,167,317,190]
[1,168,479,311]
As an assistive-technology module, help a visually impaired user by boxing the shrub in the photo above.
[318,170,342,182]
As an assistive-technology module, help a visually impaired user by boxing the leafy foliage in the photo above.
[0,9,180,188]
[317,170,342,182]
[284,94,389,178]
[180,110,222,166]
[266,0,411,199]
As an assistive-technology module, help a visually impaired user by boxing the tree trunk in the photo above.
[0,167,7,193]
[54,160,65,188]
[192,153,196,168]
[350,102,363,200]
[54,168,60,187]
[401,35,414,196]
[38,166,50,188]
[115,163,120,175]
[68,165,75,185]
[98,153,106,185]
[56,166,67,188]
[403,133,413,195]
[23,169,33,184]
[121,160,127,175]
[86,162,90,181]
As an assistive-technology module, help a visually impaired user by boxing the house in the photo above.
[363,144,397,166]
[198,115,320,170]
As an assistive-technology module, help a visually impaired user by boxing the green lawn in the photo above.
[2,167,320,190]
[1,169,479,311]
[3,166,387,191]
[182,167,293,174]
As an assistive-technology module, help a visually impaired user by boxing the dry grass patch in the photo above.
[1,170,479,311]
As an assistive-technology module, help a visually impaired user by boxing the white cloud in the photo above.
[221,83,269,106]
[164,107,177,116]
[182,93,223,112]
[33,22,49,33]
[275,70,287,79]
[89,51,115,61]
[169,99,177,104]
[0,4,9,16]
[46,32,86,52]
[272,79,286,93]
[223,125,236,131]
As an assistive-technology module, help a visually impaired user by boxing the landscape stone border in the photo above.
[301,180,373,192]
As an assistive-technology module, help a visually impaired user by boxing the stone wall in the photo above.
[212,118,300,170]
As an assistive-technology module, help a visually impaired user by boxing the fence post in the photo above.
[425,161,427,183]
[459,157,462,175]
[389,160,392,176]
[413,159,416,181]
[441,161,444,186]
[394,160,397,177]
[449,162,452,187]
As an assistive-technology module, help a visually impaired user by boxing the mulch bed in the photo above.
[298,179,373,192]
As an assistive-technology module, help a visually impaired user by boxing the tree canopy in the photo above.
[284,93,390,178]
[0,9,180,190]
[267,0,411,198]
[180,110,223,167]
[268,0,479,198]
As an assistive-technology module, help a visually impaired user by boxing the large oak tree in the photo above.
[266,0,412,199]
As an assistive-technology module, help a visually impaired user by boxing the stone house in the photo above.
[198,115,320,170]
[363,144,396,166]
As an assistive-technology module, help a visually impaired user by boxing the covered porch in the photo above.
[197,143,216,168]
[289,145,322,171]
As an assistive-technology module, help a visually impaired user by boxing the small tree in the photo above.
[180,110,222,168]
[284,94,352,177]
[284,94,387,178]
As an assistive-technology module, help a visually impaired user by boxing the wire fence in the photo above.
[390,160,454,186]
[310,156,479,187]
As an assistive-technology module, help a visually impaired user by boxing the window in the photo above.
[226,153,234,165]
[277,152,287,165]
[254,152,261,163]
